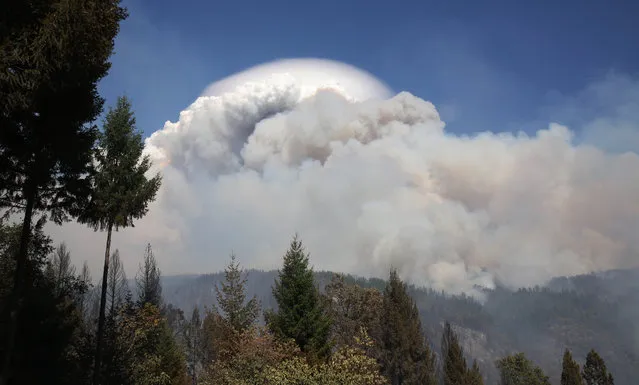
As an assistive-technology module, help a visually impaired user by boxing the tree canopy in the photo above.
[265,235,332,361]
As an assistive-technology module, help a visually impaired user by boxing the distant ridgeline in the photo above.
[159,268,639,385]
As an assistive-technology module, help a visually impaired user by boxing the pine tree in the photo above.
[215,253,260,333]
[441,321,468,385]
[496,352,550,385]
[135,243,163,308]
[561,349,584,385]
[467,359,484,385]
[0,2,127,381]
[582,349,614,385]
[378,269,437,385]
[77,95,161,385]
[0,220,92,385]
[265,235,332,361]
[119,303,188,385]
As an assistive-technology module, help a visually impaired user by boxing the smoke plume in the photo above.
[49,59,639,297]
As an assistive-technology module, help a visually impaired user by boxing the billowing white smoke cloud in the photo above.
[49,59,639,297]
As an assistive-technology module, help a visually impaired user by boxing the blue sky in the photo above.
[99,0,639,140]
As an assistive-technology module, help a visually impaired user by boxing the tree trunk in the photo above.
[92,224,113,385]
[0,186,36,385]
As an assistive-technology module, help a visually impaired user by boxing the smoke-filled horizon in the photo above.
[48,59,639,297]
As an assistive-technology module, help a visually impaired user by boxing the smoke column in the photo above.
[51,58,639,297]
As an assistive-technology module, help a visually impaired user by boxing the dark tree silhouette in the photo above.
[77,96,160,385]
[0,1,126,382]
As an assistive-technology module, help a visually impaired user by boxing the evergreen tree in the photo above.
[0,220,92,385]
[119,303,188,385]
[136,243,163,309]
[467,359,484,385]
[378,269,437,385]
[582,349,614,385]
[561,349,584,385]
[77,95,161,384]
[0,2,127,381]
[496,352,550,385]
[215,253,260,332]
[441,321,468,385]
[165,303,187,339]
[265,235,332,361]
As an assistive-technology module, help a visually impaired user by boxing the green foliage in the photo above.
[1,0,127,222]
[1,7,128,374]
[441,321,468,385]
[265,235,332,361]
[0,220,92,385]
[496,352,551,385]
[262,330,387,385]
[77,95,161,232]
[201,326,299,385]
[325,273,383,348]
[215,253,260,332]
[76,94,160,385]
[582,349,614,385]
[561,349,584,385]
[119,303,188,385]
[203,326,386,385]
[467,360,484,385]
[201,310,234,365]
[136,243,163,309]
[378,269,437,385]
[130,354,171,385]
[318,328,387,385]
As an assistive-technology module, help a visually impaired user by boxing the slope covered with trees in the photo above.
[162,267,638,384]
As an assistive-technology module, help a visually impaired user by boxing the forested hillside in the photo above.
[161,267,639,384]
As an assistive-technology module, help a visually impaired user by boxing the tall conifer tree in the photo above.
[77,96,161,385]
[265,235,332,361]
[467,359,484,385]
[378,269,437,385]
[441,321,468,385]
[214,253,259,332]
[582,349,614,385]
[496,352,550,385]
[135,243,163,308]
[561,349,584,385]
